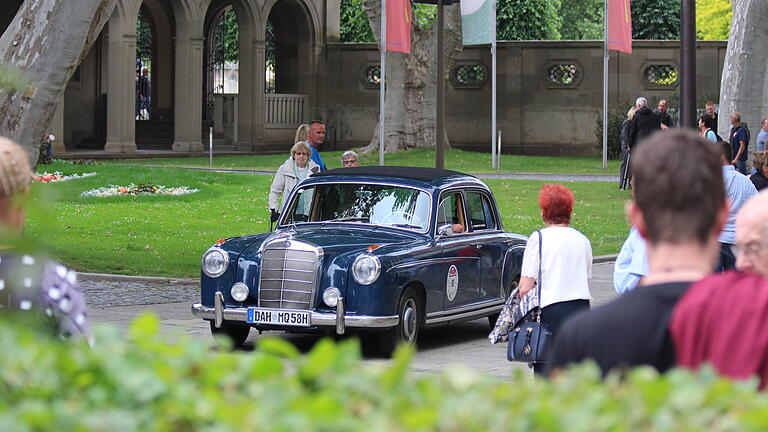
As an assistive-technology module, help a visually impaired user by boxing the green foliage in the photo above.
[559,0,603,40]
[3,314,768,431]
[631,0,680,40]
[696,0,731,40]
[497,0,561,40]
[595,109,627,161]
[0,63,30,95]
[210,9,239,65]
[136,9,153,64]
[340,0,375,43]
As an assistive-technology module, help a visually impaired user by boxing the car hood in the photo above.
[237,224,423,261]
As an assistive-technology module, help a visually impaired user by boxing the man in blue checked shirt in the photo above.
[718,141,758,271]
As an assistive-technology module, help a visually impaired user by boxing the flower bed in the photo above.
[34,171,97,183]
[80,182,199,197]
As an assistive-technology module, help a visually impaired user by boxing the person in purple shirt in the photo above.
[0,138,91,343]
[717,141,758,272]
[306,120,327,171]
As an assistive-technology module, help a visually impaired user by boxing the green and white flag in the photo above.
[461,0,492,45]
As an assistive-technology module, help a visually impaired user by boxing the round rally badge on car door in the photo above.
[446,265,459,301]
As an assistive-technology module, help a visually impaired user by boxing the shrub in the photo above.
[595,109,626,160]
[3,313,768,431]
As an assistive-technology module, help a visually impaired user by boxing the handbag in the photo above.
[507,230,552,363]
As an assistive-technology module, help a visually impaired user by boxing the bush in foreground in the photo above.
[2,313,768,431]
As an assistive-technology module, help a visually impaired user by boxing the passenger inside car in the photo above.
[437,193,466,235]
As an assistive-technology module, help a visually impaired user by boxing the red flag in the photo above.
[386,0,411,53]
[607,0,632,54]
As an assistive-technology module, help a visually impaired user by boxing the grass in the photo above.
[24,161,630,279]
[101,148,621,175]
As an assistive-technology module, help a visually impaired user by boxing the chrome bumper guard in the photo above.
[192,292,399,335]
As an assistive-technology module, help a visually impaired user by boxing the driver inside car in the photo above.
[437,194,466,235]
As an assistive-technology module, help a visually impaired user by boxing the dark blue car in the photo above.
[192,166,527,354]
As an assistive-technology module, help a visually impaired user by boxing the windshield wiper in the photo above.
[324,216,370,223]
[388,223,423,229]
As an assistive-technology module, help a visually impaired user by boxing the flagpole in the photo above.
[379,0,386,166]
[491,0,497,170]
[602,0,608,170]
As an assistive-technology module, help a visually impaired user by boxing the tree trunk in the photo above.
[718,0,768,141]
[361,1,463,153]
[0,0,117,168]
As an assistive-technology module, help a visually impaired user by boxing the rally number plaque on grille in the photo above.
[247,308,310,327]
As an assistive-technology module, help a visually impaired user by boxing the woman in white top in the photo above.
[518,184,592,373]
[268,142,320,221]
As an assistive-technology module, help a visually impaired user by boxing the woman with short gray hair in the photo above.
[268,141,320,222]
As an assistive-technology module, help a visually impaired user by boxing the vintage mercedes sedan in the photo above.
[192,166,527,354]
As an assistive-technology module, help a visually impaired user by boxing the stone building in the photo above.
[0,1,729,156]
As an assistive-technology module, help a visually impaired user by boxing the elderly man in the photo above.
[341,151,359,167]
[307,120,327,172]
[734,190,768,277]
[729,112,750,175]
[0,137,91,343]
[547,131,727,377]
[628,97,662,149]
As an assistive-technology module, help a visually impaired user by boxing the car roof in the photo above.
[312,166,475,183]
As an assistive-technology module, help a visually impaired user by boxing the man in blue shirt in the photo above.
[307,120,327,171]
[729,112,750,175]
[756,117,768,152]
[613,226,648,294]
[717,141,758,271]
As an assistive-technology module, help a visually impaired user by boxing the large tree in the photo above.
[696,0,731,40]
[360,2,463,153]
[0,0,117,167]
[631,0,680,40]
[558,0,602,40]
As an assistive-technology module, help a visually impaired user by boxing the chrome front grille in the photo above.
[258,239,321,310]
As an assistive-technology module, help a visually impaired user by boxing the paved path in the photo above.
[83,261,617,377]
[117,164,619,183]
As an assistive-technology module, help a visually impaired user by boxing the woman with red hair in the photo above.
[518,184,592,374]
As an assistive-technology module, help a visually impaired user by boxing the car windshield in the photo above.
[281,183,431,232]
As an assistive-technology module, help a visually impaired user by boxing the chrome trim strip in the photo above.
[425,302,504,325]
[336,297,345,334]
[191,303,399,328]
[387,256,481,273]
[426,299,504,319]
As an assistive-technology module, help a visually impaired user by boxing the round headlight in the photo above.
[230,283,249,302]
[323,287,341,307]
[352,254,381,285]
[202,248,229,278]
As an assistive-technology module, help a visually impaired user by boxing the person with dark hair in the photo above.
[547,130,728,377]
[698,115,718,142]
[716,141,758,272]
[517,184,592,374]
[138,68,151,120]
[307,120,327,171]
[729,112,750,175]
[0,137,92,343]
[705,102,719,131]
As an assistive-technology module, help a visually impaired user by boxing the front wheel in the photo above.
[379,286,421,357]
[210,321,251,348]
[488,278,519,329]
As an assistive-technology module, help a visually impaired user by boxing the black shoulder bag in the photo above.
[508,230,553,363]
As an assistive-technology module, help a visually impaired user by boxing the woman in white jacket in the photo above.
[268,141,320,221]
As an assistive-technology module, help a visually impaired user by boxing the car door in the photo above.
[465,190,508,302]
[436,190,482,310]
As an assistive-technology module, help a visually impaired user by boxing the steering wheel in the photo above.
[380,210,413,225]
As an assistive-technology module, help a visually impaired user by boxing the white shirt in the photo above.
[521,226,592,308]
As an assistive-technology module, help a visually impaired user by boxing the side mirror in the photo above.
[436,224,453,240]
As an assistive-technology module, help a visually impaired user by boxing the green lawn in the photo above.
[102,148,621,175]
[25,161,630,278]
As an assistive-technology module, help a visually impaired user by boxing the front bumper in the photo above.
[191,292,399,335]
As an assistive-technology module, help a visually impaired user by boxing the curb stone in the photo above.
[78,254,618,284]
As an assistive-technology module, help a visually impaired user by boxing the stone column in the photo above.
[104,18,138,153]
[172,20,204,152]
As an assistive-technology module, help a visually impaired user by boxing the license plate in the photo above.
[247,308,311,327]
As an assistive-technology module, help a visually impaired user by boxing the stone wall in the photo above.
[324,41,728,156]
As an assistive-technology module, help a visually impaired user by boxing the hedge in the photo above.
[2,312,768,431]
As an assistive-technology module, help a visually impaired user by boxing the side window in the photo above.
[436,192,466,234]
[466,191,497,231]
